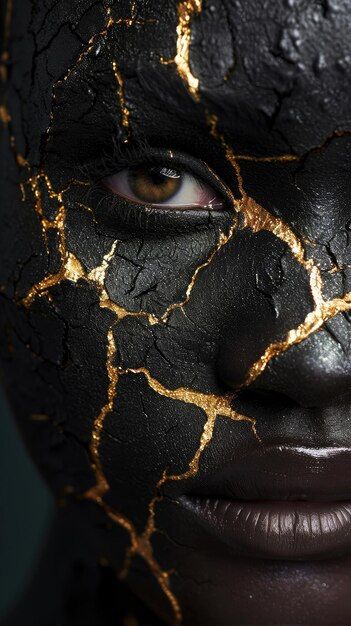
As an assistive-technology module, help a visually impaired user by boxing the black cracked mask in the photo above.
[2,1,351,625]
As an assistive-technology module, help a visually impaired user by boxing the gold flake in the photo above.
[112,60,130,138]
[173,0,202,100]
[160,224,237,323]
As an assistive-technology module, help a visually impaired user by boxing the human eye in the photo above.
[101,161,225,211]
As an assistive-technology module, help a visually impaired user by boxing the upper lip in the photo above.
[174,445,351,502]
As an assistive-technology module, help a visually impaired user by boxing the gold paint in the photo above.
[116,366,259,624]
[86,327,119,501]
[85,333,183,624]
[85,335,260,626]
[235,153,299,163]
[207,113,324,309]
[112,60,130,138]
[59,3,155,86]
[0,104,11,124]
[244,291,351,387]
[159,223,237,323]
[23,174,68,306]
[173,0,202,100]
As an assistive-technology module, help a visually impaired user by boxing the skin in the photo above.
[2,0,351,624]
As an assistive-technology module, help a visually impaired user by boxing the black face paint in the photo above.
[2,1,351,625]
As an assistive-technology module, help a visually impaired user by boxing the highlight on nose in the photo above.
[218,324,351,409]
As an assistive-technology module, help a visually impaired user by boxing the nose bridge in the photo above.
[248,320,351,408]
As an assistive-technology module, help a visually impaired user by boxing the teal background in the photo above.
[0,389,54,621]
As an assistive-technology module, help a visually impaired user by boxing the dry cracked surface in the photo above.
[2,1,351,624]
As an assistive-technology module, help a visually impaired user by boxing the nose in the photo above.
[218,319,351,408]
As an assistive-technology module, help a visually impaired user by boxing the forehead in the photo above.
[8,0,351,161]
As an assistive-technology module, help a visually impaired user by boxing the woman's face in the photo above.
[2,0,351,624]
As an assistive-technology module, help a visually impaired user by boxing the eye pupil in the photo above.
[128,166,182,203]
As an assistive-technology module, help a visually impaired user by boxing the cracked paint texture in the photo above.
[3,1,351,625]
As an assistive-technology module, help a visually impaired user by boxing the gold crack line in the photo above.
[85,330,182,625]
[159,217,237,323]
[206,112,324,309]
[244,291,351,387]
[53,3,155,90]
[120,366,260,622]
[162,0,202,101]
[23,184,239,328]
[112,59,130,140]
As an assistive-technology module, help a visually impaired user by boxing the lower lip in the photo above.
[180,496,351,560]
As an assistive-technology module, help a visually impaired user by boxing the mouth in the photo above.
[177,446,351,560]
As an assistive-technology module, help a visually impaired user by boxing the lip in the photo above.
[175,446,351,560]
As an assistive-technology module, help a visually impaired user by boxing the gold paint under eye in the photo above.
[129,166,182,203]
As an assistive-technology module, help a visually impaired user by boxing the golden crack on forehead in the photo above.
[159,221,237,323]
[174,0,202,100]
[112,60,131,140]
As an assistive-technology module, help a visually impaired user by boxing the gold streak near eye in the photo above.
[174,0,202,100]
[159,223,237,322]
[235,153,299,163]
[207,112,324,309]
[112,60,130,139]
[244,292,351,387]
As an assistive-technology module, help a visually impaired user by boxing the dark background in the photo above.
[0,390,54,622]
[0,4,52,622]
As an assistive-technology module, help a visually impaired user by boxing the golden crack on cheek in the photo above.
[118,368,260,624]
[22,177,234,326]
[84,331,183,625]
[159,221,237,323]
[244,292,351,387]
[112,60,130,140]
[86,327,119,501]
[207,113,324,309]
[124,367,260,455]
[165,0,202,101]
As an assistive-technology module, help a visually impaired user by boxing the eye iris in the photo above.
[128,166,182,203]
